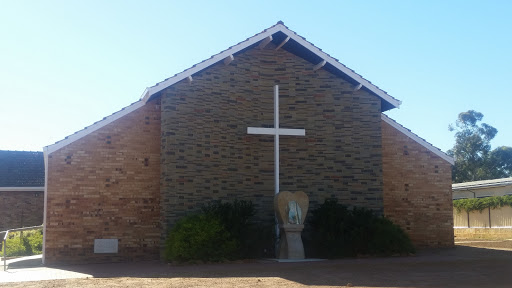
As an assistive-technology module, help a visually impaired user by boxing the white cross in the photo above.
[247,85,306,195]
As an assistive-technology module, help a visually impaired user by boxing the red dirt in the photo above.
[1,243,511,288]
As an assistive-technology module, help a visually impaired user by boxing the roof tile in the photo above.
[0,151,44,187]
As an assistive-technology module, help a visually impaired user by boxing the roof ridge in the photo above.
[140,23,401,109]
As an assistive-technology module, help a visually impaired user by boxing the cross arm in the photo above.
[247,127,305,136]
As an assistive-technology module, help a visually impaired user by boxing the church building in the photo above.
[43,22,454,264]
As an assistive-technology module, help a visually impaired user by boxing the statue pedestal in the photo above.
[278,224,305,259]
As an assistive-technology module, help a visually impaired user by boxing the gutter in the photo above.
[0,187,44,192]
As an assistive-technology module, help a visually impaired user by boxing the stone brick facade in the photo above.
[160,43,384,247]
[44,98,161,264]
[382,120,454,247]
[44,30,455,264]
[0,190,43,230]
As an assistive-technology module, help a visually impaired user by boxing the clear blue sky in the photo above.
[1,0,510,153]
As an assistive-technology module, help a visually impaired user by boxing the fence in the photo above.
[453,206,512,228]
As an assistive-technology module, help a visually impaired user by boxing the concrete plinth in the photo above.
[278,224,305,259]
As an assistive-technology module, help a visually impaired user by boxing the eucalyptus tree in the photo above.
[448,110,511,183]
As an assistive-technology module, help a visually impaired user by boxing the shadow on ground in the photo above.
[4,255,43,269]
[20,246,511,288]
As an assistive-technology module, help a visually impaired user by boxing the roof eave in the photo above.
[382,114,454,165]
[0,187,44,192]
[141,24,283,103]
[140,23,401,110]
[45,101,146,155]
[452,178,512,191]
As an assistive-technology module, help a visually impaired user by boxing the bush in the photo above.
[165,214,237,262]
[201,199,255,241]
[239,223,275,259]
[453,195,512,213]
[201,200,272,258]
[26,230,43,254]
[1,229,43,257]
[308,199,415,258]
[166,200,275,262]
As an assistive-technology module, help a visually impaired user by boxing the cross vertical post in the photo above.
[274,85,279,195]
[247,85,306,195]
[247,85,306,257]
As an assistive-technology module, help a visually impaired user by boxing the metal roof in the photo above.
[0,151,44,187]
[452,177,512,191]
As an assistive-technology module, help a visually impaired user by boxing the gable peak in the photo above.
[141,23,401,111]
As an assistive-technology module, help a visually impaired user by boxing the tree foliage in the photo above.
[490,146,512,177]
[448,110,512,183]
[1,229,43,257]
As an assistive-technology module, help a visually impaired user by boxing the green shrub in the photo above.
[201,200,269,258]
[366,217,415,255]
[308,199,415,258]
[165,200,274,262]
[239,223,275,258]
[165,214,237,262]
[1,229,43,257]
[201,200,255,241]
[453,195,512,213]
[307,198,351,257]
[26,230,43,254]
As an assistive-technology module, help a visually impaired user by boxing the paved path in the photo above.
[0,255,93,282]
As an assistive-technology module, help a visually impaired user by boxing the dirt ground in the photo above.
[2,241,512,288]
[455,239,512,250]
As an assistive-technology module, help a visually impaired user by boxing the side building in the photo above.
[453,177,512,231]
[0,150,44,231]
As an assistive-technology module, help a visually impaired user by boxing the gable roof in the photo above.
[0,151,44,188]
[381,114,454,165]
[46,22,403,154]
[452,177,512,191]
[45,101,144,154]
[141,21,401,111]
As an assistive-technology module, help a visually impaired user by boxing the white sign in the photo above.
[94,239,118,253]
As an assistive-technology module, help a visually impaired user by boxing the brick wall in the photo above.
[382,120,454,247]
[160,43,384,250]
[44,98,161,264]
[0,190,43,230]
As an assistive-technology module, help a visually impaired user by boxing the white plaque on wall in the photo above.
[94,239,119,253]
